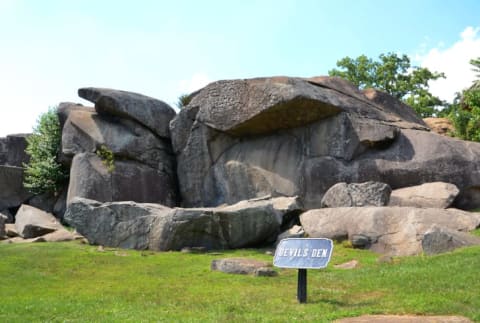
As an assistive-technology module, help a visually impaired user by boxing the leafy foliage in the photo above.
[329,52,445,117]
[96,145,115,173]
[176,93,192,109]
[447,57,480,142]
[23,107,68,195]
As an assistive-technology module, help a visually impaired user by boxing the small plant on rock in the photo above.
[96,145,115,173]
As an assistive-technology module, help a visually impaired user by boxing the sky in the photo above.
[0,0,479,136]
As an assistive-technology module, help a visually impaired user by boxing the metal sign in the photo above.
[274,238,333,269]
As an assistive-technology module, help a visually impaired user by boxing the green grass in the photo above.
[0,241,479,322]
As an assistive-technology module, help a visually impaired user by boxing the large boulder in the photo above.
[0,213,6,238]
[0,137,6,164]
[15,204,64,238]
[67,153,177,207]
[4,134,30,167]
[78,87,176,138]
[64,196,302,251]
[0,165,33,210]
[389,182,459,208]
[300,207,480,256]
[422,227,480,255]
[321,181,391,207]
[171,76,480,209]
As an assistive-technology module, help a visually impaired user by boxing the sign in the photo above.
[274,238,333,269]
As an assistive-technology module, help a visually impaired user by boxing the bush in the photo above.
[23,107,69,195]
[449,88,480,142]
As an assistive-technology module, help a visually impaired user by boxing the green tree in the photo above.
[23,107,69,195]
[448,57,480,141]
[329,52,445,117]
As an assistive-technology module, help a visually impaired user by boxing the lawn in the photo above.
[0,240,479,322]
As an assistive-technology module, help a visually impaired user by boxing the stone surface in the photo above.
[78,87,176,138]
[0,165,33,210]
[0,213,6,238]
[67,153,177,207]
[389,182,459,208]
[5,224,19,237]
[41,229,80,242]
[276,225,305,244]
[423,117,455,136]
[0,137,6,164]
[335,315,472,323]
[0,209,14,223]
[321,181,391,207]
[422,227,480,255]
[64,196,302,251]
[334,260,359,269]
[211,258,271,275]
[171,76,480,209]
[300,207,480,256]
[5,134,30,167]
[15,204,64,239]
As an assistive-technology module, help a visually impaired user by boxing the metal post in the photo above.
[297,268,307,303]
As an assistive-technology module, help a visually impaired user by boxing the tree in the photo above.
[23,107,69,195]
[176,93,192,109]
[448,58,480,141]
[329,53,445,117]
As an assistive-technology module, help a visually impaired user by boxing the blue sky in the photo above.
[1,0,480,136]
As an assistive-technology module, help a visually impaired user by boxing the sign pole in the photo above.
[297,268,307,303]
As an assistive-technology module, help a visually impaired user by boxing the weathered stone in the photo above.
[67,153,177,207]
[0,213,6,238]
[0,209,14,224]
[57,102,94,130]
[254,267,278,277]
[276,225,305,244]
[5,224,19,237]
[422,227,480,255]
[5,134,30,167]
[15,204,64,239]
[454,186,480,210]
[423,117,455,136]
[300,207,480,256]
[0,166,33,210]
[65,196,302,251]
[27,192,57,214]
[321,181,391,207]
[0,137,7,164]
[78,87,176,138]
[211,258,271,275]
[389,182,459,208]
[61,109,176,171]
[334,260,359,269]
[2,236,46,244]
[41,229,79,242]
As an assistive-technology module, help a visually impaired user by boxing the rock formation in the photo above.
[171,76,480,210]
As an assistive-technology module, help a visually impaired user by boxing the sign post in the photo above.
[273,238,333,304]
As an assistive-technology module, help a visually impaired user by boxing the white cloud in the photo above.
[416,26,480,103]
[178,73,211,94]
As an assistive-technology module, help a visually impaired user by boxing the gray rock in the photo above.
[67,153,177,207]
[211,258,272,275]
[276,225,305,244]
[0,209,14,224]
[453,186,480,210]
[321,181,391,207]
[422,227,480,255]
[4,224,18,237]
[300,207,480,256]
[78,87,176,138]
[389,182,459,208]
[0,213,6,238]
[57,102,94,130]
[0,165,33,210]
[27,192,57,214]
[64,196,302,251]
[0,137,7,164]
[254,267,278,277]
[15,204,64,238]
[5,134,30,167]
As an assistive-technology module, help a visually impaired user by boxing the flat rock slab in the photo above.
[211,258,276,276]
[300,207,480,256]
[389,182,459,208]
[15,205,64,238]
[335,315,472,322]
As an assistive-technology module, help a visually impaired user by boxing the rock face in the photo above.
[15,204,64,238]
[170,76,480,209]
[321,182,391,207]
[422,227,480,255]
[389,182,459,208]
[60,90,178,206]
[78,87,176,138]
[300,207,480,256]
[0,213,6,238]
[0,166,33,210]
[64,196,302,251]
[3,134,30,167]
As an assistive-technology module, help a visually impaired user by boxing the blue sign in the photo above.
[273,238,333,269]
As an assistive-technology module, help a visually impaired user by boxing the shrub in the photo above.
[23,107,69,195]
[176,93,192,109]
[96,145,115,173]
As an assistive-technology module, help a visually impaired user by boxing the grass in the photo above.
[0,241,479,322]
